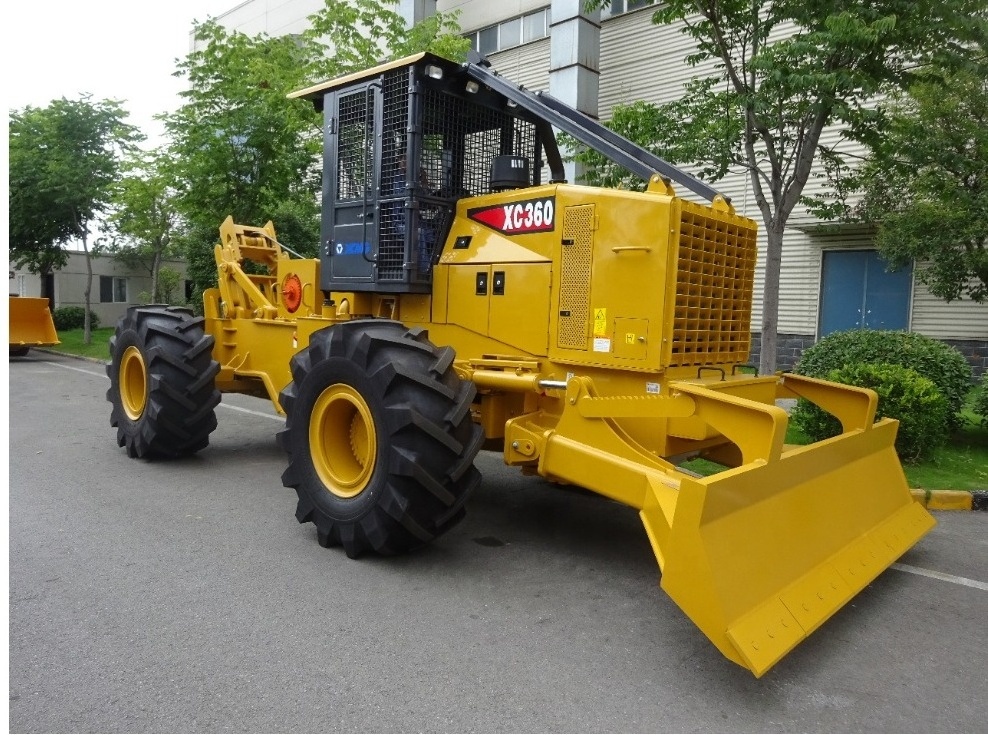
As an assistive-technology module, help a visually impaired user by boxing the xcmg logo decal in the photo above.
[467,196,555,234]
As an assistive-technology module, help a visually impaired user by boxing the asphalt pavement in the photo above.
[8,351,988,733]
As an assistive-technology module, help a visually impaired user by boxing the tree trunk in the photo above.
[82,232,93,345]
[38,268,52,304]
[758,223,785,375]
[151,247,162,303]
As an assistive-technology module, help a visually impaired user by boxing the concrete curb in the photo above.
[30,348,105,365]
[911,489,988,511]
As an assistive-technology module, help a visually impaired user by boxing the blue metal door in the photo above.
[819,250,911,336]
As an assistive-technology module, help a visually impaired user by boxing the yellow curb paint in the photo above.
[926,490,974,511]
[910,489,976,510]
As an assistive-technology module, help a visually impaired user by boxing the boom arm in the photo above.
[461,53,725,203]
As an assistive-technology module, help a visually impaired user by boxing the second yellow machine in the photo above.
[106,53,935,677]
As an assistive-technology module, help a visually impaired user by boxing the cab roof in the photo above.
[289,52,459,103]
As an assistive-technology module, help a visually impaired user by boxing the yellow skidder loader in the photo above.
[106,53,935,677]
[9,296,60,356]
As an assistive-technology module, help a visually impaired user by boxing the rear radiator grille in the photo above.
[670,202,757,366]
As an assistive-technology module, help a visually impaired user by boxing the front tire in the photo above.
[106,305,221,458]
[278,320,483,558]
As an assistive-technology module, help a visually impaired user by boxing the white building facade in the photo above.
[208,0,988,376]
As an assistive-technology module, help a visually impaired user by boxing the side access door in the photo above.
[321,81,381,290]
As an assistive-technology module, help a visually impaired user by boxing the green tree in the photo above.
[156,266,183,304]
[9,96,142,342]
[304,0,469,78]
[103,149,183,303]
[9,112,75,291]
[163,18,323,299]
[847,55,988,303]
[164,0,469,298]
[582,0,986,373]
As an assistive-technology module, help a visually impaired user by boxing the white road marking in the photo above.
[218,403,283,421]
[44,359,282,421]
[891,563,988,591]
[43,360,104,377]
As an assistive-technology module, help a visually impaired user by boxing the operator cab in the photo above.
[291,52,559,294]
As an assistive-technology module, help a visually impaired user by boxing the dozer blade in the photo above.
[525,374,935,676]
[641,417,935,677]
[8,297,60,348]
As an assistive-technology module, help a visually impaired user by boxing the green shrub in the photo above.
[794,330,972,429]
[973,373,988,428]
[52,306,100,331]
[792,362,949,463]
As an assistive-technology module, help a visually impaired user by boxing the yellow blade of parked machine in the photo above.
[8,296,60,348]
[641,380,935,677]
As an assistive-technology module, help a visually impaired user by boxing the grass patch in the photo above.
[784,422,813,446]
[902,403,988,491]
[44,328,114,361]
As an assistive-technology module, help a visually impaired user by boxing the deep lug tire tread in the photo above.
[277,319,483,558]
[106,305,221,459]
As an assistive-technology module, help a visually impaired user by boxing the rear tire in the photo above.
[278,319,483,558]
[106,305,221,458]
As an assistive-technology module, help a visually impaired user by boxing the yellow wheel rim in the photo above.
[309,383,377,499]
[120,346,148,421]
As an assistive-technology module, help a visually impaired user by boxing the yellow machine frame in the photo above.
[202,168,934,676]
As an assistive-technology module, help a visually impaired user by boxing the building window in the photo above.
[467,7,550,55]
[500,17,521,50]
[478,25,498,55]
[16,274,26,296]
[603,0,654,18]
[523,9,547,43]
[100,276,127,303]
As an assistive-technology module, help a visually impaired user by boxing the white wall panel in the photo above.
[438,0,547,33]
[212,0,325,37]
[488,38,551,91]
[911,280,988,340]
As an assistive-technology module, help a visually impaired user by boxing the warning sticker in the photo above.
[593,337,611,353]
[593,308,607,336]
